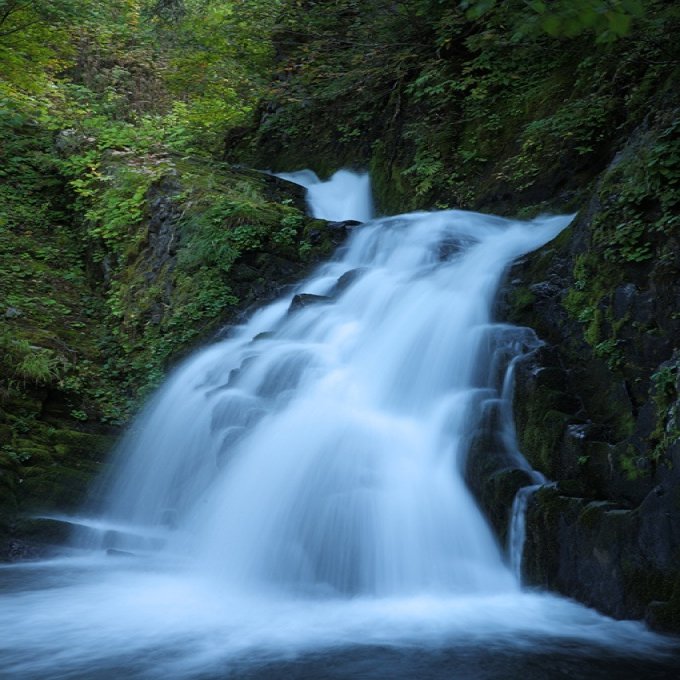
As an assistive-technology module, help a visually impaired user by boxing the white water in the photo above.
[276,169,374,222]
[498,346,549,576]
[508,483,544,582]
[0,170,674,678]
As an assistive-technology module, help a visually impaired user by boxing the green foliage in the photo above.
[16,349,63,385]
[253,0,677,217]
[563,253,611,350]
[652,363,679,405]
[0,0,304,432]
[0,333,61,389]
[460,0,645,43]
[159,0,279,150]
[651,356,680,461]
[403,149,446,199]
[593,338,625,371]
[618,444,647,480]
[590,118,680,265]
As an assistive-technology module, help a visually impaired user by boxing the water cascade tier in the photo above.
[0,170,675,679]
[84,169,568,597]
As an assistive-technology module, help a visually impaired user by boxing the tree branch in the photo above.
[0,19,41,39]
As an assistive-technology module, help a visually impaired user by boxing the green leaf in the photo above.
[607,12,632,37]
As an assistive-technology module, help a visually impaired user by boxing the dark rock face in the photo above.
[523,484,680,632]
[496,123,680,632]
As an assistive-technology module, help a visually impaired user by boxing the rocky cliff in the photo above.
[503,113,680,632]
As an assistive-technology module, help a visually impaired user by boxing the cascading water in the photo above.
[0,170,676,680]
[82,169,561,597]
[275,169,374,222]
[508,482,546,581]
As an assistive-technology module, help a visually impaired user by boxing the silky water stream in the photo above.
[0,170,677,679]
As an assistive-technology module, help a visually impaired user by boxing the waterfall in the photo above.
[2,170,673,680]
[275,169,374,222]
[77,169,571,597]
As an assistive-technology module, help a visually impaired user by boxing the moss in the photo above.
[49,430,114,461]
[506,286,535,316]
[523,488,584,587]
[368,143,413,214]
[10,441,53,467]
[1,124,353,552]
[20,462,100,513]
[515,377,573,477]
[618,443,650,482]
[1,395,43,418]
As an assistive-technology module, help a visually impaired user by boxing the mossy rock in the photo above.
[19,461,102,513]
[49,430,115,462]
[0,475,18,515]
[12,517,73,546]
[11,440,54,466]
[1,396,43,418]
[517,408,571,478]
[480,467,535,546]
[523,488,583,587]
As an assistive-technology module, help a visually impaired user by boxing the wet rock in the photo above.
[149,303,163,325]
[6,539,44,561]
[497,143,680,629]
[288,293,331,313]
[524,480,680,626]
[232,263,260,282]
[637,484,680,569]
[438,236,476,261]
[146,178,182,267]
[482,468,536,545]
[613,283,637,320]
[332,268,367,295]
[529,280,561,299]
[307,228,322,244]
[534,366,568,391]
[465,397,537,543]
[327,219,362,232]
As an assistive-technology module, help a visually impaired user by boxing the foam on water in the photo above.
[0,559,674,679]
